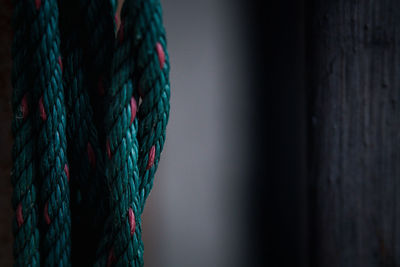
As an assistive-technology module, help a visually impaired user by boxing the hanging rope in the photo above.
[95,0,143,265]
[10,0,170,266]
[27,0,72,265]
[11,0,40,265]
[131,0,170,209]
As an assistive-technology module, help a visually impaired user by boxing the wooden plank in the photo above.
[309,1,400,266]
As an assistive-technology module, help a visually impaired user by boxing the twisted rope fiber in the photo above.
[94,0,144,265]
[11,0,170,265]
[11,0,40,265]
[132,0,170,209]
[58,1,106,264]
[95,0,170,265]
[27,0,71,265]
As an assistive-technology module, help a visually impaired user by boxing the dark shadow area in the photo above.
[244,1,308,266]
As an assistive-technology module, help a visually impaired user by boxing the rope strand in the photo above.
[11,0,40,265]
[131,0,171,209]
[11,0,170,265]
[28,0,71,265]
[95,0,144,264]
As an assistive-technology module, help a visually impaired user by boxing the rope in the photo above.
[11,0,40,265]
[95,0,144,265]
[10,0,170,265]
[26,0,72,266]
[131,0,170,209]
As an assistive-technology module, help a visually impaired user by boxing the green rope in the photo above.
[27,0,72,266]
[132,0,171,208]
[11,0,40,265]
[11,0,170,266]
[95,0,144,265]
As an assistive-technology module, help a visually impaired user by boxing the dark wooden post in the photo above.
[309,1,400,266]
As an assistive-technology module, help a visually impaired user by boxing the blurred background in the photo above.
[135,0,308,266]
[145,0,308,266]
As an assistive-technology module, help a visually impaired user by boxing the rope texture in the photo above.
[132,0,170,208]
[11,0,170,266]
[28,0,72,266]
[11,0,40,265]
[95,0,143,265]
[21,0,73,266]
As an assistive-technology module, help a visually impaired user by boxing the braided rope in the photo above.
[11,0,40,265]
[11,0,170,265]
[95,0,170,265]
[94,0,144,265]
[132,0,171,208]
[27,0,71,265]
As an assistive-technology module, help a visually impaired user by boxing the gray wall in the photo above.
[142,0,251,266]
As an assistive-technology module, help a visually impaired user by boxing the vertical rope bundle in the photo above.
[95,0,144,265]
[27,0,71,265]
[11,0,40,265]
[132,0,170,208]
[11,0,170,266]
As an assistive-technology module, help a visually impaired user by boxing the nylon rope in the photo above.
[10,0,170,266]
